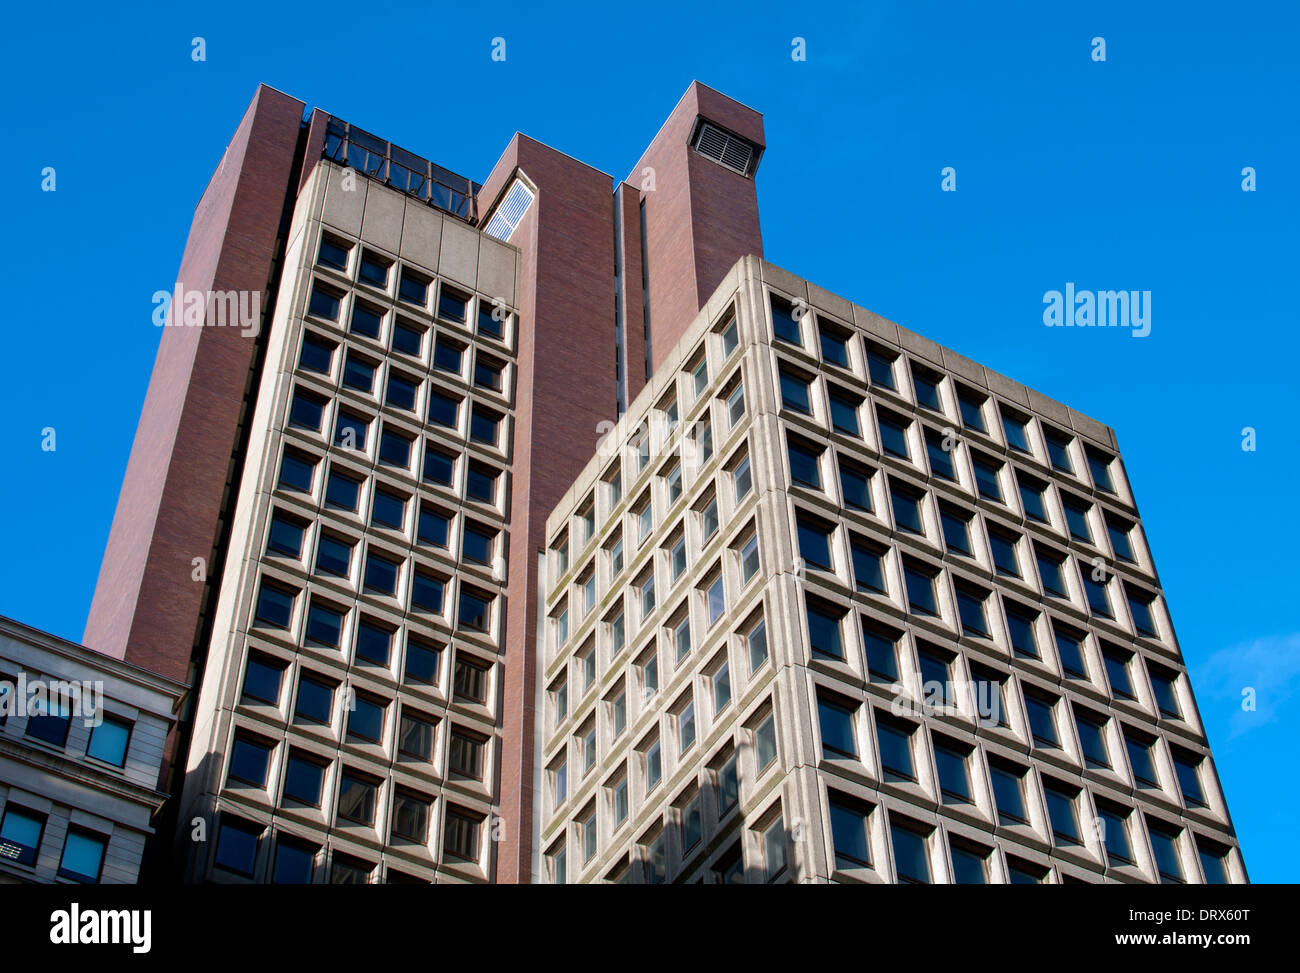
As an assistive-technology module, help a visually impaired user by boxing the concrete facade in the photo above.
[0,617,183,884]
[540,257,1246,884]
[176,161,520,883]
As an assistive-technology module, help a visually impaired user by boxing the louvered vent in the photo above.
[692,121,755,176]
[484,178,536,241]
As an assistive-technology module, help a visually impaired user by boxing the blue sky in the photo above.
[1,1,1296,880]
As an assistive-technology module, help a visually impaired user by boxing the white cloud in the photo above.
[1191,633,1300,739]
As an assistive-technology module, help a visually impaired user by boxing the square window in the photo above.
[289,388,326,432]
[385,372,418,412]
[1043,780,1081,845]
[903,563,936,615]
[862,623,900,683]
[955,585,990,637]
[213,817,260,876]
[733,455,753,501]
[1025,693,1060,748]
[1053,624,1088,678]
[433,338,465,375]
[818,697,857,759]
[278,450,317,493]
[371,488,406,529]
[299,334,335,374]
[405,639,441,685]
[890,820,931,883]
[318,238,351,271]
[780,369,812,415]
[1127,587,1159,638]
[363,550,399,595]
[989,759,1028,826]
[1018,475,1048,522]
[459,587,493,633]
[819,322,851,366]
[85,712,132,770]
[304,601,343,647]
[806,598,844,660]
[308,284,341,321]
[839,460,873,511]
[957,388,986,432]
[771,296,802,345]
[1076,708,1110,769]
[1096,801,1134,867]
[0,806,45,867]
[268,510,307,558]
[334,411,369,450]
[464,524,496,565]
[829,393,861,436]
[851,538,886,593]
[315,533,353,578]
[398,269,429,306]
[478,302,505,339]
[933,738,972,804]
[866,348,896,390]
[229,734,272,786]
[358,250,390,288]
[989,530,1021,577]
[350,302,383,340]
[355,619,393,666]
[912,366,942,411]
[392,791,431,842]
[1125,728,1159,786]
[878,412,910,459]
[877,715,916,782]
[972,455,1003,502]
[940,506,972,555]
[727,383,746,427]
[1064,497,1092,542]
[829,795,873,869]
[890,483,924,534]
[324,469,361,511]
[950,840,991,884]
[438,286,469,323]
[411,571,445,614]
[1002,411,1030,453]
[1005,605,1039,659]
[1045,431,1074,473]
[347,695,386,743]
[337,774,378,825]
[399,712,436,761]
[283,751,326,806]
[797,514,834,571]
[255,581,295,629]
[925,430,955,480]
[467,463,498,504]
[470,408,501,446]
[1088,449,1116,493]
[392,320,424,357]
[1149,665,1181,719]
[747,618,769,672]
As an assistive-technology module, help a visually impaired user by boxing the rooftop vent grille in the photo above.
[692,121,755,176]
[484,179,536,241]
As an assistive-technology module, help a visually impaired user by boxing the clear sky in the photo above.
[1,1,1295,881]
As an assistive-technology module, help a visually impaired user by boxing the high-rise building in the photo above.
[79,79,1242,884]
[84,81,765,882]
[540,257,1246,884]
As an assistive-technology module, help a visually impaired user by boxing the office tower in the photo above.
[0,616,183,884]
[539,257,1246,884]
[84,81,765,881]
